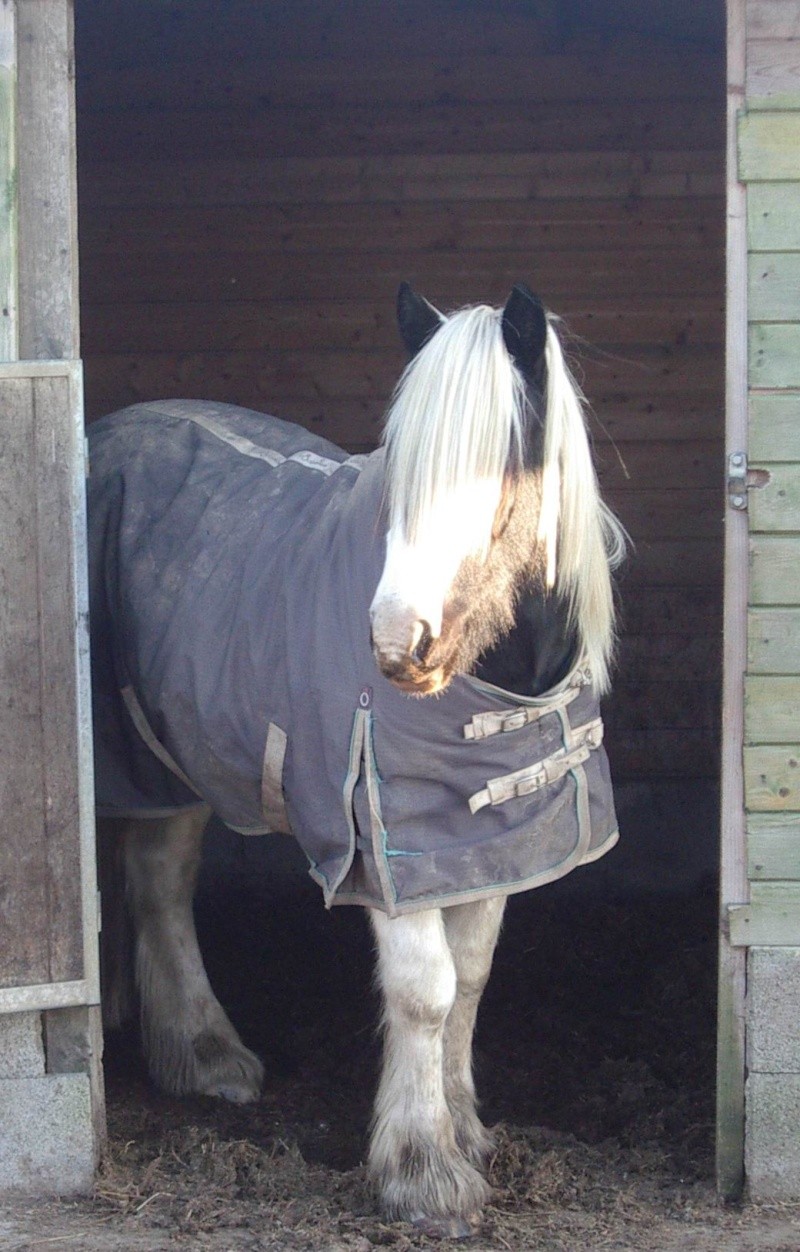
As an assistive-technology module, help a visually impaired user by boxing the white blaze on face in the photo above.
[370,477,503,666]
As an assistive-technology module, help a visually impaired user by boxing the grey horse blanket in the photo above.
[88,400,618,916]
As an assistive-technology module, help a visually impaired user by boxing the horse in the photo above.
[90,282,626,1236]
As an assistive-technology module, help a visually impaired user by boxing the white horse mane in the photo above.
[382,302,626,695]
[384,305,526,545]
[540,323,627,693]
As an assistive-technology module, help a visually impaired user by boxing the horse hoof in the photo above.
[191,1032,264,1103]
[198,1054,264,1103]
[206,1078,261,1104]
[411,1214,477,1240]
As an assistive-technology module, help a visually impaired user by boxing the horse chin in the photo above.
[387,668,450,697]
[374,653,455,697]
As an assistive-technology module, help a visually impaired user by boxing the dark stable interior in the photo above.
[77,0,725,1240]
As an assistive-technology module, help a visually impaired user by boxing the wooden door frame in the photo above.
[717,0,748,1200]
[0,0,103,1195]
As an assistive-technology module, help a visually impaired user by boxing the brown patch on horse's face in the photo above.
[491,477,517,542]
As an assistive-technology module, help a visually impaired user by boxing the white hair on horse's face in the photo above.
[372,297,626,697]
[372,305,526,678]
[383,304,526,551]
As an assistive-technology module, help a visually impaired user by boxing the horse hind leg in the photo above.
[368,907,490,1233]
[441,896,506,1170]
[114,805,263,1103]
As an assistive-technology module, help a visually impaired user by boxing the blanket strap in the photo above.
[463,684,581,740]
[261,722,291,834]
[468,718,604,814]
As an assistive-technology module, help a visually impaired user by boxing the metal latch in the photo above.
[727,452,770,511]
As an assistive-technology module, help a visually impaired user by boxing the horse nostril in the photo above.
[411,620,433,666]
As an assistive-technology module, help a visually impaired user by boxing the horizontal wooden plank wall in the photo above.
[739,0,800,1203]
[74,0,726,784]
[742,9,800,918]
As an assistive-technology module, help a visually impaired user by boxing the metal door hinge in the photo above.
[728,452,747,509]
[727,452,770,511]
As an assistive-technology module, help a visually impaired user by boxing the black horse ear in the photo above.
[397,282,443,357]
[501,283,547,381]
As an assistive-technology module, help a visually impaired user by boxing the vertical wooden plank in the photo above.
[0,1,17,361]
[33,372,83,982]
[0,361,98,1006]
[0,376,50,987]
[16,0,79,359]
[717,0,749,1202]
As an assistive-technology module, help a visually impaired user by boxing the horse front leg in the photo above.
[442,896,506,1170]
[119,805,263,1103]
[368,907,490,1232]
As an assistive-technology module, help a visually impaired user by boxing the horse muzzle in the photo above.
[374,656,448,696]
[370,604,450,695]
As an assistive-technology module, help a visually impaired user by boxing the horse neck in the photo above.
[473,582,578,697]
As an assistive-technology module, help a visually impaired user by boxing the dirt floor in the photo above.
[3,880,800,1251]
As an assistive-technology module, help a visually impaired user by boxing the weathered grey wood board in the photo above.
[0,363,97,1010]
